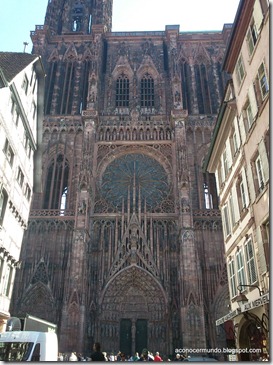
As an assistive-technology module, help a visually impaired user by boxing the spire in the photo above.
[43,0,113,35]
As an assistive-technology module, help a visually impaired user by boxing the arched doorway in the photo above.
[98,266,168,357]
[239,319,266,361]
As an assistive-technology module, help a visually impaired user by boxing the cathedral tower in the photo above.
[11,0,232,357]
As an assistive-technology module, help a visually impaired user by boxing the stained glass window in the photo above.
[101,154,169,211]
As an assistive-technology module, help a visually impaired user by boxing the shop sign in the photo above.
[241,292,269,313]
[216,308,241,326]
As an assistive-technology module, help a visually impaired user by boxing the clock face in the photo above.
[100,153,169,211]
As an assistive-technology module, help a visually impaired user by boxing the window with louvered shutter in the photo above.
[0,188,8,225]
[255,155,265,193]
[235,55,245,86]
[244,238,257,284]
[246,20,258,56]
[228,259,237,298]
[222,204,231,237]
[258,62,269,99]
[236,249,246,286]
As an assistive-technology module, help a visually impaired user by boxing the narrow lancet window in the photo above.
[116,73,129,107]
[141,73,154,108]
[43,154,69,210]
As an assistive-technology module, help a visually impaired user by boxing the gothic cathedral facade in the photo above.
[11,0,232,357]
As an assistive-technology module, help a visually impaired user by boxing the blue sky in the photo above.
[0,0,240,53]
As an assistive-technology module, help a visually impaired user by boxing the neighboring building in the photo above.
[10,0,234,358]
[204,0,269,361]
[0,52,45,331]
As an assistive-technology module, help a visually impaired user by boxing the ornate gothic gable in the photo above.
[31,259,49,286]
[112,55,134,79]
[192,42,211,65]
[63,42,78,61]
[48,47,60,62]
[137,55,160,79]
[108,212,159,279]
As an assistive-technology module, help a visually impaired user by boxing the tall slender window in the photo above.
[116,74,129,107]
[246,20,258,56]
[203,172,217,209]
[194,63,212,114]
[45,62,57,115]
[43,154,69,210]
[240,181,247,209]
[236,249,246,286]
[0,188,8,225]
[255,155,265,192]
[235,54,245,86]
[60,62,75,114]
[245,238,257,284]
[3,264,13,297]
[258,62,269,99]
[141,73,154,108]
[228,259,237,298]
[223,203,231,237]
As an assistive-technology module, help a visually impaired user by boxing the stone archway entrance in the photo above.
[239,320,265,361]
[99,266,168,357]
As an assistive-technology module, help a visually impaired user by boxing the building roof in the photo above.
[0,52,38,84]
[222,0,255,73]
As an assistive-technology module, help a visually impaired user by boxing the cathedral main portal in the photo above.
[99,266,168,356]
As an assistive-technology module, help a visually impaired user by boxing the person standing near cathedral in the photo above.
[153,352,163,361]
[90,342,105,361]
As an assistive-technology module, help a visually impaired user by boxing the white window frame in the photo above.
[235,54,245,86]
[2,264,13,298]
[32,101,37,119]
[258,62,269,99]
[22,74,29,95]
[229,195,236,228]
[3,139,14,166]
[232,131,239,156]
[25,184,31,201]
[245,101,254,131]
[222,149,229,178]
[255,155,265,192]
[17,167,24,187]
[0,188,8,225]
[228,259,237,298]
[244,238,257,284]
[236,248,246,286]
[240,181,247,209]
[246,19,258,56]
[223,203,231,237]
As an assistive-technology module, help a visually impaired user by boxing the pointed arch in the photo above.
[43,153,69,210]
[19,282,56,323]
[31,259,49,285]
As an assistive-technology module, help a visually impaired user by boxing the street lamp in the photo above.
[236,292,248,309]
[237,284,263,296]
[235,284,263,309]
